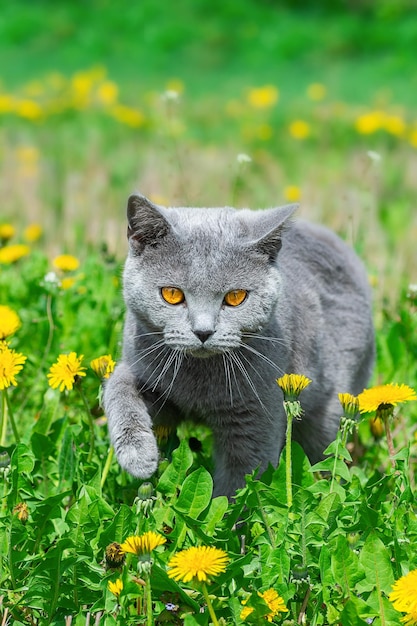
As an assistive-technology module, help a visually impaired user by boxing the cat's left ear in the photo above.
[127,193,171,254]
[248,204,297,262]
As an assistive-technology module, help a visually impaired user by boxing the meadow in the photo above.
[1,2,417,624]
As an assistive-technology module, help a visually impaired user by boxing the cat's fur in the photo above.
[104,193,374,498]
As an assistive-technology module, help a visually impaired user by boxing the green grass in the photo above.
[1,3,417,623]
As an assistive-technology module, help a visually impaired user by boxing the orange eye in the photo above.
[224,289,248,307]
[161,286,185,305]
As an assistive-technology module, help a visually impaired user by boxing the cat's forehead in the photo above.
[165,206,250,239]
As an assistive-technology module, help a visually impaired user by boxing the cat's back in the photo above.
[281,219,371,300]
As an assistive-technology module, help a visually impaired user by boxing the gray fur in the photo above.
[104,193,374,498]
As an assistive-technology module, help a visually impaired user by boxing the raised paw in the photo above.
[115,430,159,478]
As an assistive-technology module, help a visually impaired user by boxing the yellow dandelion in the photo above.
[60,277,76,290]
[247,85,279,109]
[354,111,384,135]
[90,354,116,379]
[47,352,86,392]
[383,114,406,137]
[15,99,43,120]
[389,569,417,625]
[409,129,417,149]
[96,80,119,106]
[0,224,15,241]
[167,546,229,583]
[13,502,29,523]
[105,542,126,568]
[284,185,301,202]
[0,342,27,390]
[120,531,166,556]
[358,383,416,414]
[110,104,145,128]
[0,244,30,264]
[289,120,310,140]
[277,373,312,401]
[338,393,359,418]
[240,605,255,620]
[108,578,123,598]
[53,254,80,272]
[23,224,42,243]
[307,83,326,101]
[0,306,21,340]
[259,588,288,621]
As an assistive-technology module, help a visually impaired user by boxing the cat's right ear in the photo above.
[127,194,171,254]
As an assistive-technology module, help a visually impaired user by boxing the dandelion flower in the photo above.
[358,383,416,414]
[120,531,166,557]
[105,542,126,568]
[47,352,86,392]
[247,85,279,109]
[284,185,301,202]
[167,546,229,583]
[240,605,255,620]
[389,569,417,625]
[0,224,15,241]
[90,354,116,379]
[0,244,30,264]
[259,588,288,621]
[289,120,310,140]
[24,224,42,243]
[0,342,27,390]
[108,578,123,598]
[0,306,21,340]
[277,374,312,401]
[52,254,80,272]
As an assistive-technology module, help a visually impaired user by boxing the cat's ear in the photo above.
[248,204,297,262]
[127,193,171,253]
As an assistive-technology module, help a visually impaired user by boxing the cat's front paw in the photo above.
[115,430,159,479]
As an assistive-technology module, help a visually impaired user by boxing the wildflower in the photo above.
[289,120,310,140]
[240,605,255,620]
[105,542,126,569]
[358,383,416,415]
[260,589,288,621]
[389,569,417,625]
[90,354,116,379]
[110,104,145,128]
[15,99,43,120]
[307,83,326,101]
[237,153,252,164]
[23,224,42,242]
[13,502,29,523]
[0,244,30,264]
[47,352,86,392]
[167,546,229,583]
[52,254,80,272]
[0,306,21,340]
[120,531,166,557]
[0,342,27,390]
[409,129,417,149]
[284,185,301,202]
[338,393,359,418]
[0,224,15,241]
[383,114,406,136]
[97,80,119,106]
[355,111,384,135]
[60,277,76,290]
[247,85,279,109]
[277,373,312,402]
[108,578,123,598]
[370,416,384,438]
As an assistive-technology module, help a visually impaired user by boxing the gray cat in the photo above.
[104,193,374,498]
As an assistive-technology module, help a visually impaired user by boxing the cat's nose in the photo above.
[194,330,213,344]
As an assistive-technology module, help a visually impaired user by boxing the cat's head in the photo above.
[123,193,296,357]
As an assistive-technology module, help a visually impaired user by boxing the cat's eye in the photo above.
[224,289,248,307]
[161,286,185,305]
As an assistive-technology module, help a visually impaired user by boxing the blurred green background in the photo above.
[1,0,416,305]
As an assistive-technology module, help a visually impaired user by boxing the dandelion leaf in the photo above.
[157,439,193,495]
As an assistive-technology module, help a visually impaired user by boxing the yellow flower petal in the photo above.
[167,546,228,583]
[0,342,27,390]
[47,352,86,392]
[358,383,416,414]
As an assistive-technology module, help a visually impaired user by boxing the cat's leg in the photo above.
[103,361,159,478]
[211,415,283,498]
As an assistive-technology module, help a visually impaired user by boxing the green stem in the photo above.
[100,445,114,489]
[4,389,20,444]
[77,384,95,463]
[284,403,293,508]
[383,414,396,469]
[201,582,219,626]
[0,389,7,446]
[329,431,341,494]
[144,572,154,626]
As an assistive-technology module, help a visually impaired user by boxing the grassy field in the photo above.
[1,2,417,624]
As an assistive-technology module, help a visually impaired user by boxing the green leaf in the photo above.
[175,467,213,517]
[202,495,229,535]
[9,443,35,506]
[58,428,76,488]
[157,439,193,495]
[358,532,395,596]
[329,535,365,598]
[340,598,373,626]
